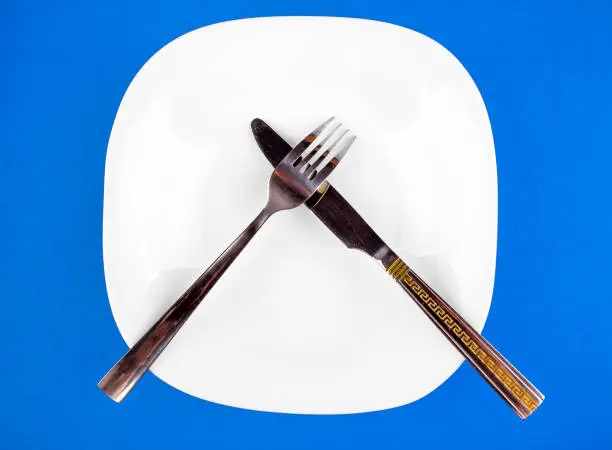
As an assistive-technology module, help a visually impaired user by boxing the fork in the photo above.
[99,117,356,402]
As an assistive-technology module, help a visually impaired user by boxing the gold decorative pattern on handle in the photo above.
[387,258,409,280]
[386,258,538,414]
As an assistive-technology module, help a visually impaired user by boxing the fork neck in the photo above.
[253,207,274,230]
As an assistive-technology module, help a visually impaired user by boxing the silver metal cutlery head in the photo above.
[267,117,355,212]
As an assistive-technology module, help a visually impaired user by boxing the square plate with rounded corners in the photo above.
[103,16,497,414]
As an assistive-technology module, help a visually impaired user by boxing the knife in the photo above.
[251,118,544,419]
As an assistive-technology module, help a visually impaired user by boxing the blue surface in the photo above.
[2,1,611,449]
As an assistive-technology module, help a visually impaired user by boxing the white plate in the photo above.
[104,17,497,414]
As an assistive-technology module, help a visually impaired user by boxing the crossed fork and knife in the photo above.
[99,117,544,419]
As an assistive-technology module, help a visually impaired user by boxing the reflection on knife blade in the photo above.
[250,118,544,419]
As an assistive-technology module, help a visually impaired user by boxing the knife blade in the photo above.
[251,118,544,419]
[252,119,392,261]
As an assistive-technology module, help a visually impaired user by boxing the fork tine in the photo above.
[283,117,336,164]
[296,122,341,171]
[305,128,349,178]
[296,147,322,171]
[310,134,356,185]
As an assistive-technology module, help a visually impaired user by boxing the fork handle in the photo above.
[99,208,271,402]
[385,256,544,419]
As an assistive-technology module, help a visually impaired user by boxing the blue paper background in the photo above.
[2,1,611,449]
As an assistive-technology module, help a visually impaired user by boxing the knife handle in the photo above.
[386,257,544,419]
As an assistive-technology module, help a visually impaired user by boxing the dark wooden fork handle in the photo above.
[386,257,544,419]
